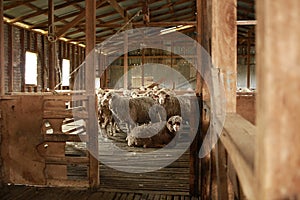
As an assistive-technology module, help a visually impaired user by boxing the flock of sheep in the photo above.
[96,87,194,148]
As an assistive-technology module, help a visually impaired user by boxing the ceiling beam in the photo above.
[56,0,107,38]
[13,0,84,25]
[97,21,196,27]
[4,0,36,10]
[107,0,126,19]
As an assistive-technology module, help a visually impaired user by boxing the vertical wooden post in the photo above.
[70,44,75,90]
[189,95,202,197]
[211,0,237,112]
[41,35,46,91]
[48,0,56,90]
[195,0,203,96]
[141,48,145,87]
[0,0,5,95]
[86,0,99,189]
[124,29,128,89]
[199,0,212,198]
[20,29,25,92]
[246,32,251,89]
[256,0,300,199]
[215,140,228,200]
[8,25,14,93]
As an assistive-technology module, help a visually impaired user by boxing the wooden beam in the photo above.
[0,0,4,95]
[189,96,201,197]
[56,0,106,38]
[48,0,56,90]
[215,140,229,200]
[97,21,196,28]
[107,0,126,18]
[85,0,99,189]
[56,11,86,38]
[237,20,257,26]
[41,35,46,91]
[9,0,84,24]
[8,25,13,93]
[3,0,35,10]
[256,0,300,199]
[221,113,255,200]
[199,0,212,198]
[211,0,237,112]
[195,0,202,95]
[123,30,128,89]
[246,32,251,88]
[20,29,26,92]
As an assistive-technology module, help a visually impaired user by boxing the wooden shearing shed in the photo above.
[0,0,299,199]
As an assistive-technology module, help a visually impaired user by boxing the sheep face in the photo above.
[167,115,182,133]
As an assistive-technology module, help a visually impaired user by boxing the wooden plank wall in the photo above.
[256,0,300,199]
[0,23,85,93]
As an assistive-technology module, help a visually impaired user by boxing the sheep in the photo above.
[108,93,163,132]
[156,89,192,124]
[126,115,183,148]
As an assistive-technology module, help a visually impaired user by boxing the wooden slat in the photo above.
[43,110,88,119]
[43,134,88,142]
[46,156,89,165]
[220,113,255,200]
[47,179,89,187]
[8,25,14,93]
[0,0,4,95]
[236,20,256,25]
[20,29,26,92]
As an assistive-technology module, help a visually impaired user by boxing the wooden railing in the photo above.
[219,113,255,199]
[199,102,255,199]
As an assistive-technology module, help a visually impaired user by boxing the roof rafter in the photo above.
[56,0,107,37]
[4,0,36,10]
[107,0,126,19]
[11,0,84,24]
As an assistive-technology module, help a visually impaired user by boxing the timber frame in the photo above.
[1,0,300,199]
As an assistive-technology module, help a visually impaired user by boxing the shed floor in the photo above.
[0,185,198,200]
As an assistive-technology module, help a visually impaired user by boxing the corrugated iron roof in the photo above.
[3,0,255,45]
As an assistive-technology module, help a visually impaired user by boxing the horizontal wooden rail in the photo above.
[47,179,89,187]
[43,134,88,142]
[220,113,255,200]
[43,110,88,119]
[46,156,89,165]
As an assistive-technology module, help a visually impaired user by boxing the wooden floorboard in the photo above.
[63,127,192,195]
[0,185,199,200]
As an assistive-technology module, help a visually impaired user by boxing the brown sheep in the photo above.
[109,93,164,131]
[126,115,183,148]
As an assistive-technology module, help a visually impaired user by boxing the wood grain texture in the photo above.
[211,0,237,112]
[256,0,300,199]
[0,0,4,95]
